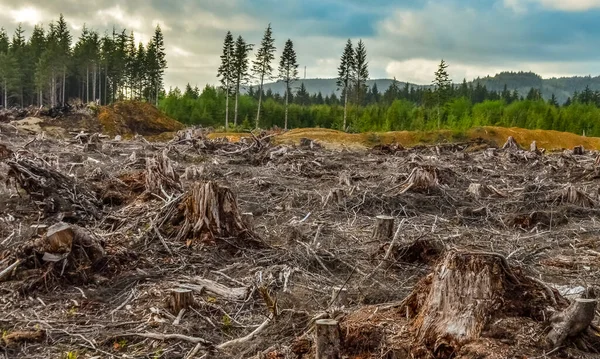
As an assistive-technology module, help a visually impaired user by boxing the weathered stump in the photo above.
[145,149,182,194]
[398,166,439,194]
[168,288,194,314]
[573,145,585,155]
[547,298,597,348]
[467,183,505,199]
[530,140,537,152]
[338,171,352,187]
[241,212,254,229]
[45,222,75,254]
[372,215,395,242]
[323,189,346,207]
[330,287,348,307]
[502,136,521,151]
[315,319,341,359]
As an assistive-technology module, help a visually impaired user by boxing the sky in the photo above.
[1,0,600,90]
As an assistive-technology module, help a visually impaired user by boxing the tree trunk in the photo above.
[255,75,264,130]
[315,319,341,359]
[234,82,240,127]
[547,298,597,348]
[168,288,194,315]
[62,68,66,104]
[284,83,289,130]
[93,65,97,103]
[225,83,229,131]
[372,215,395,242]
[86,65,89,103]
[343,87,348,132]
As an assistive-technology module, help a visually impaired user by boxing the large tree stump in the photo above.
[45,222,75,254]
[530,140,537,152]
[547,298,597,348]
[145,149,182,194]
[168,288,194,314]
[315,319,341,359]
[405,252,519,358]
[398,166,439,194]
[161,181,260,246]
[323,189,346,207]
[372,215,395,242]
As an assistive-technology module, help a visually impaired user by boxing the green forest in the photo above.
[0,15,166,108]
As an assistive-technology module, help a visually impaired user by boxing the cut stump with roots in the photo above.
[372,215,395,242]
[398,166,440,194]
[502,136,521,151]
[145,148,182,195]
[160,181,261,247]
[547,298,597,348]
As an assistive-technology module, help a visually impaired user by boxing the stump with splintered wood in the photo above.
[168,288,195,314]
[160,181,261,247]
[401,251,556,358]
[467,183,506,199]
[338,171,352,187]
[323,188,346,207]
[502,136,521,151]
[573,145,585,155]
[372,215,395,242]
[557,185,595,208]
[397,166,439,194]
[530,140,537,152]
[145,149,182,195]
[547,298,597,348]
[315,319,341,359]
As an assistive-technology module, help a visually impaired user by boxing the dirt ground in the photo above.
[0,119,599,359]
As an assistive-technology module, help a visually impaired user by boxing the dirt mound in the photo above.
[98,101,184,137]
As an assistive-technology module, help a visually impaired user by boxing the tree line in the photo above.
[0,14,166,109]
[161,58,600,137]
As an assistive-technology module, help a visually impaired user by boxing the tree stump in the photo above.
[372,215,395,242]
[145,149,182,194]
[573,145,585,155]
[502,136,521,151]
[315,319,341,359]
[547,298,597,348]
[168,288,195,314]
[242,212,254,229]
[530,140,537,152]
[323,189,346,207]
[330,287,348,307]
[338,171,352,187]
[45,222,75,254]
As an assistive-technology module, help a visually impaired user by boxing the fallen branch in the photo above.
[0,260,21,282]
[217,316,273,350]
[124,332,212,346]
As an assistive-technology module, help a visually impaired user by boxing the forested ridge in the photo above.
[0,14,166,109]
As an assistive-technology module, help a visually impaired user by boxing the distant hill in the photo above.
[258,72,600,104]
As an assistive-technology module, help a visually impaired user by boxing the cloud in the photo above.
[504,0,600,12]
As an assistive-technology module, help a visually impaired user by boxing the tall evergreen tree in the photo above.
[0,53,18,107]
[11,24,26,106]
[353,40,369,108]
[252,24,276,129]
[433,59,451,129]
[55,14,72,104]
[278,38,299,130]
[147,25,167,105]
[217,31,235,130]
[337,39,354,131]
[29,25,46,105]
[0,28,8,54]
[232,35,252,126]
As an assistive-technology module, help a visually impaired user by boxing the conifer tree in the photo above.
[353,40,369,108]
[217,31,235,130]
[278,38,299,130]
[433,59,451,129]
[11,24,26,106]
[147,25,166,105]
[232,35,252,126]
[252,24,276,129]
[337,39,354,131]
[0,28,8,54]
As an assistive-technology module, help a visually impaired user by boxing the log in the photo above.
[372,215,395,242]
[182,277,249,301]
[573,145,585,155]
[547,298,597,348]
[330,287,348,307]
[168,288,194,314]
[315,319,341,359]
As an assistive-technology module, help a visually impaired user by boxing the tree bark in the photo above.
[93,64,97,103]
[330,287,348,307]
[234,81,240,127]
[86,65,89,103]
[343,87,348,132]
[284,83,289,130]
[315,319,341,359]
[573,145,585,155]
[62,68,66,104]
[168,288,194,314]
[225,83,229,131]
[547,298,597,348]
[256,74,264,129]
[372,215,395,242]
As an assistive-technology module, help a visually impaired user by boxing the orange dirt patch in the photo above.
[99,101,184,138]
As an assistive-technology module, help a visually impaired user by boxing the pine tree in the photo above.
[55,14,72,104]
[353,40,369,108]
[0,53,18,107]
[232,35,252,126]
[147,25,166,105]
[0,28,8,54]
[433,59,451,129]
[384,77,400,104]
[217,31,235,130]
[371,83,380,103]
[278,38,298,130]
[11,24,26,106]
[296,82,309,106]
[252,24,276,129]
[337,39,354,131]
[136,42,146,99]
[548,93,559,107]
[29,25,46,105]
